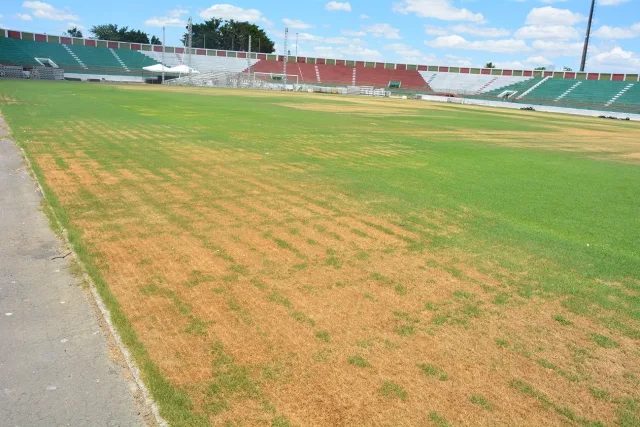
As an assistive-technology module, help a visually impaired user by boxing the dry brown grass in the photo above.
[26,116,639,427]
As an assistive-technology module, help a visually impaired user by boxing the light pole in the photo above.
[296,32,298,57]
[161,26,165,83]
[580,0,596,72]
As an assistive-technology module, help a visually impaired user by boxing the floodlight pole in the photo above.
[283,28,289,89]
[161,26,165,84]
[187,17,193,85]
[296,33,298,57]
[580,0,596,72]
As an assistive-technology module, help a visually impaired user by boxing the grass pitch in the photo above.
[1,80,639,427]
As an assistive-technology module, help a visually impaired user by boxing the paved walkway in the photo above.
[0,117,147,426]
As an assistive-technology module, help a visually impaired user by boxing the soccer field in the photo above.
[1,80,639,426]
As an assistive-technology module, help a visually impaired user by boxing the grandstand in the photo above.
[1,27,639,113]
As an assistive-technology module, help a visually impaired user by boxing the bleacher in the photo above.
[1,27,639,113]
[141,50,258,74]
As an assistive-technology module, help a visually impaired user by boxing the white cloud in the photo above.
[597,0,629,5]
[67,21,84,30]
[450,24,510,38]
[496,56,552,69]
[531,39,584,57]
[341,29,366,37]
[282,18,314,29]
[313,44,381,60]
[593,23,640,39]
[16,13,33,21]
[360,14,369,19]
[200,4,270,24]
[515,25,580,40]
[425,25,449,36]
[393,0,484,23]
[588,46,640,71]
[383,42,422,59]
[426,35,529,54]
[325,1,351,12]
[144,9,188,27]
[22,1,80,21]
[525,6,585,26]
[364,23,401,39]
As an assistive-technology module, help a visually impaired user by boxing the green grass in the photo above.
[1,81,638,426]
[380,381,407,401]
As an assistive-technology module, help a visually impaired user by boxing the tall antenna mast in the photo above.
[580,0,595,72]
[187,16,193,84]
[283,27,289,90]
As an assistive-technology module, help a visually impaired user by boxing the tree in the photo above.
[485,62,495,69]
[182,19,275,53]
[90,24,155,44]
[65,27,83,38]
[562,66,572,71]
[150,35,161,45]
[535,67,546,70]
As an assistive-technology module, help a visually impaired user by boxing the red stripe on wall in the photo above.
[502,69,513,76]
[131,44,141,50]
[107,41,118,49]
[257,53,267,60]
[418,65,428,71]
[61,37,72,45]
[612,74,624,81]
[85,39,96,47]
[481,69,491,75]
[35,34,46,42]
[197,49,206,55]
[523,70,533,77]
[564,72,576,79]
[587,73,599,80]
[8,30,21,39]
[460,68,470,74]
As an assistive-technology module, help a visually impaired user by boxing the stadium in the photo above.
[0,2,639,426]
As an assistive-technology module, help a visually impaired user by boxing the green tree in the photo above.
[485,62,495,69]
[535,67,547,70]
[182,19,274,53]
[562,66,572,71]
[150,35,162,45]
[64,27,83,38]
[90,24,155,44]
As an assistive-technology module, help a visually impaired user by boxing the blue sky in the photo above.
[2,0,639,71]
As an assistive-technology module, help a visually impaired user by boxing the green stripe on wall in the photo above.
[599,73,611,80]
[48,35,60,43]
[428,66,438,72]
[326,59,336,65]
[406,64,417,71]
[22,32,34,41]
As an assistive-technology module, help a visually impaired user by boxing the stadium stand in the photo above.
[420,71,532,95]
[1,28,639,113]
[140,50,259,73]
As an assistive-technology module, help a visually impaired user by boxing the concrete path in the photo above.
[0,117,148,427]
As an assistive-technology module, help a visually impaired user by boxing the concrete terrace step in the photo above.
[605,83,634,106]
[555,81,582,101]
[476,77,498,94]
[109,48,130,72]
[517,76,551,100]
[62,44,87,69]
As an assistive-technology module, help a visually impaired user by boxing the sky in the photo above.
[1,0,640,71]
